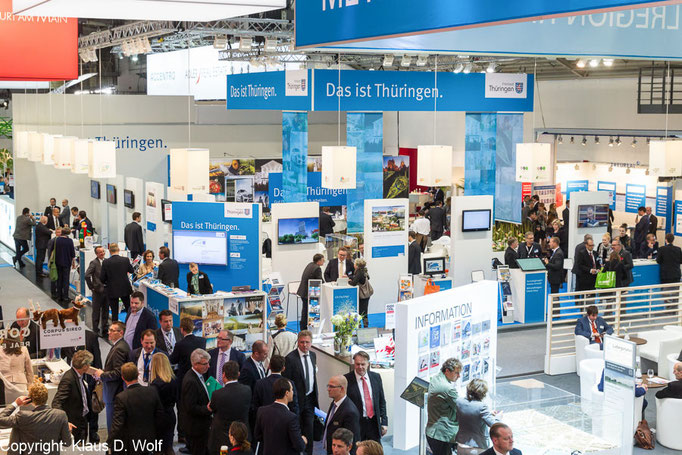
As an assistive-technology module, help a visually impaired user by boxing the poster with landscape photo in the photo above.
[383,156,409,199]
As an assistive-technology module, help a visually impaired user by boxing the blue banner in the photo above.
[282,112,308,203]
[372,245,406,258]
[346,113,383,233]
[295,0,669,48]
[625,184,646,213]
[565,180,589,200]
[597,181,617,210]
[333,287,359,316]
[227,70,534,112]
[525,272,547,324]
[657,185,673,233]
[268,172,348,206]
[675,201,682,236]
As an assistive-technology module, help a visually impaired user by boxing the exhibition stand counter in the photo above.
[413,274,453,297]
[509,258,548,324]
[320,283,359,333]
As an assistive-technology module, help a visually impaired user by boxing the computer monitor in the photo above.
[423,257,446,276]
[462,209,492,232]
[516,258,547,272]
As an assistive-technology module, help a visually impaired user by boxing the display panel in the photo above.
[173,230,228,266]
[90,180,100,200]
[577,203,609,228]
[106,184,117,204]
[462,209,491,232]
[423,257,446,276]
[123,189,135,209]
[277,217,319,245]
[161,199,172,222]
[516,258,547,272]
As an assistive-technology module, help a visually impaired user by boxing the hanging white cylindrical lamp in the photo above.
[53,136,76,169]
[71,139,90,174]
[170,148,210,194]
[649,140,682,176]
[88,140,117,178]
[42,133,61,165]
[515,143,551,182]
[321,146,357,189]
[417,145,453,186]
[14,131,30,159]
[28,131,43,162]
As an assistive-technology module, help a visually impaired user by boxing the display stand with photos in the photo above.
[307,279,323,330]
[497,265,514,324]
[509,258,547,324]
[398,274,414,301]
[263,273,285,330]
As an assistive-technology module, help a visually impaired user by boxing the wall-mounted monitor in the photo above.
[461,209,491,232]
[278,217,320,245]
[577,204,610,228]
[172,230,228,266]
[161,199,172,222]
[123,189,135,209]
[90,180,100,200]
[106,184,117,204]
[423,257,446,276]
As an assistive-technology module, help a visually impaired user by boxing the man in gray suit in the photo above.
[58,199,70,227]
[0,382,72,455]
[12,207,35,268]
[85,246,109,336]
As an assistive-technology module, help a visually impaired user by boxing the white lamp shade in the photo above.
[417,145,453,186]
[515,143,551,182]
[649,140,682,176]
[321,146,357,189]
[88,141,117,178]
[170,148,210,194]
[28,131,43,162]
[14,131,30,159]
[71,139,90,174]
[53,136,76,169]
[41,134,61,165]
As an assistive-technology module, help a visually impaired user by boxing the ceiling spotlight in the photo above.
[453,63,464,74]
[631,137,637,147]
[594,136,600,144]
[486,62,497,73]
[581,136,587,146]
[383,54,394,67]
[570,136,575,144]
[239,37,253,51]
[608,137,614,147]
[589,59,600,68]
[646,137,651,144]
[213,35,228,49]
[603,58,614,67]
[616,136,622,146]
[576,60,586,69]
[131,54,138,62]
[416,55,429,67]
[463,63,472,74]
[401,55,413,67]
[557,135,563,144]
[264,38,278,52]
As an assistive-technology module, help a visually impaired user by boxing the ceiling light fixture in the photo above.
[576,60,586,68]
[608,137,614,147]
[632,138,637,147]
[264,38,278,52]
[557,135,563,144]
[416,55,428,67]
[616,136,622,146]
[401,55,412,67]
[594,136,600,144]
[581,136,587,146]
[239,37,253,51]
[463,63,472,74]
[213,35,228,49]
[453,63,464,74]
[589,59,600,68]
[603,58,614,67]
[383,54,394,67]
[486,62,497,73]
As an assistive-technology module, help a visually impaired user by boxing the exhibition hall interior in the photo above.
[3,1,682,455]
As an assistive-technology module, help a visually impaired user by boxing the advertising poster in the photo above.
[565,180,589,200]
[597,181,617,210]
[675,201,682,237]
[332,287,359,317]
[383,156,410,199]
[625,184,646,214]
[603,335,636,454]
[371,204,407,258]
[210,158,256,199]
[255,159,283,221]
[532,184,556,206]
[656,185,672,227]
[282,112,308,203]
[39,321,85,350]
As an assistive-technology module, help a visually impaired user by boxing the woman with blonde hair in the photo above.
[136,250,156,279]
[269,313,298,358]
[0,335,33,404]
[150,353,178,455]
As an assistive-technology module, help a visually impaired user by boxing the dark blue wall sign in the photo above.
[269,172,348,206]
[625,184,646,214]
[524,272,547,324]
[675,201,682,237]
[565,180,589,200]
[596,181,616,210]
[656,186,673,234]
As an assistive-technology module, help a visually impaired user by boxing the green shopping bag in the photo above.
[595,269,615,289]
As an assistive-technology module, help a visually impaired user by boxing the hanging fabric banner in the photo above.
[282,112,308,203]
[346,113,383,233]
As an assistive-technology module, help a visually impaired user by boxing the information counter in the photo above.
[320,283,359,333]
[509,259,547,324]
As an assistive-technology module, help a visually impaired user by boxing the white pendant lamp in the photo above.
[41,133,61,166]
[88,140,117,178]
[71,139,90,174]
[321,146,357,189]
[28,131,43,162]
[54,136,76,169]
[14,131,30,159]
[515,143,551,182]
[649,140,682,176]
[170,148,210,194]
[417,145,453,186]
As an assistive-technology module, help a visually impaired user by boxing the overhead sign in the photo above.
[295,0,678,48]
[227,70,534,112]
[625,183,646,213]
[0,0,77,80]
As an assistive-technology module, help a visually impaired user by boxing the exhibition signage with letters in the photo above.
[524,273,546,324]
[603,335,636,455]
[565,180,589,200]
[39,321,85,349]
[675,200,682,236]
[656,185,673,226]
[625,183,646,213]
[226,70,534,112]
[268,172,348,206]
[597,181,617,210]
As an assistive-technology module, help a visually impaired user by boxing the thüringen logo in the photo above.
[322,0,371,11]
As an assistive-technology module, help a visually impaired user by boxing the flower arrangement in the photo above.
[331,312,362,353]
[492,221,525,252]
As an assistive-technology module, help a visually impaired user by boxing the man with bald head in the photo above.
[656,362,682,399]
[10,307,41,358]
[323,375,361,455]
[34,215,52,278]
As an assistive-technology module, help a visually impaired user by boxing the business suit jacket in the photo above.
[158,257,180,287]
[655,379,682,399]
[186,271,213,295]
[101,338,131,402]
[35,223,52,250]
[239,356,265,389]
[53,236,75,267]
[504,247,519,269]
[657,244,682,283]
[634,216,649,255]
[129,348,167,369]
[425,372,458,443]
[10,320,42,359]
[324,397,361,454]
[426,206,447,235]
[100,254,134,299]
[208,381,252,454]
[545,248,565,286]
[44,205,58,217]
[319,212,336,238]
[252,373,300,416]
[51,367,91,430]
[297,262,323,299]
[208,347,245,381]
[128,307,159,350]
[649,214,658,234]
[180,369,212,437]
[344,371,388,436]
[619,248,634,285]
[124,222,144,257]
[562,207,569,226]
[517,242,541,259]
[108,383,165,454]
[454,397,498,449]
[58,206,70,227]
[169,334,206,386]
[480,449,522,455]
[408,240,421,275]
[0,404,71,455]
[284,349,319,412]
[574,316,613,343]
[323,258,355,282]
[575,248,599,291]
[85,257,105,294]
[46,213,61,231]
[13,214,35,240]
[154,327,183,355]
[254,403,306,455]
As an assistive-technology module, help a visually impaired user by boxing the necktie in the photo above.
[199,375,209,398]
[591,252,596,268]
[218,352,226,386]
[338,261,343,279]
[164,331,173,353]
[258,362,265,379]
[143,353,150,383]
[303,354,310,395]
[361,376,374,419]
[592,321,602,344]
[323,403,337,448]
[79,376,88,416]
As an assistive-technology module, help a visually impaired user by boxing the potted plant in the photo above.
[331,312,362,355]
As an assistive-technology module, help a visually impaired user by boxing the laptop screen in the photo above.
[356,327,378,345]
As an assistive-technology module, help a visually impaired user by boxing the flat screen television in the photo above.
[278,217,320,245]
[462,209,491,232]
[172,230,228,266]
[90,180,100,199]
[161,199,172,222]
[123,189,135,209]
[577,204,610,228]
[423,257,446,276]
[106,184,117,204]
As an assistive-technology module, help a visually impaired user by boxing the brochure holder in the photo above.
[307,279,323,330]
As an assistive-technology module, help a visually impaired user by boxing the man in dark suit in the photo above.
[319,207,336,240]
[343,351,387,443]
[46,206,61,231]
[331,429,355,455]
[254,377,307,455]
[92,321,130,432]
[85,246,108,336]
[59,199,70,227]
[12,307,42,358]
[504,238,519,269]
[44,197,57,217]
[108,362,165,454]
[517,232,541,260]
[123,291,158,350]
[284,331,318,455]
[574,237,599,292]
[208,329,245,384]
[574,305,613,344]
[54,228,75,302]
[52,349,94,443]
[426,200,447,241]
[480,423,522,455]
[34,216,52,277]
[324,247,354,283]
[129,329,167,386]
[155,309,183,357]
[297,253,325,330]
[239,340,269,389]
[561,200,570,231]
[613,238,634,286]
[323,375,361,455]
[208,361,251,454]
[407,231,421,275]
[633,206,648,258]
[170,318,207,389]
[100,243,133,320]
[76,210,94,237]
[124,212,145,260]
[158,246,180,288]
[656,362,682,399]
[657,233,682,285]
[253,355,299,415]
[180,348,212,455]
[646,206,658,235]
[543,236,565,295]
